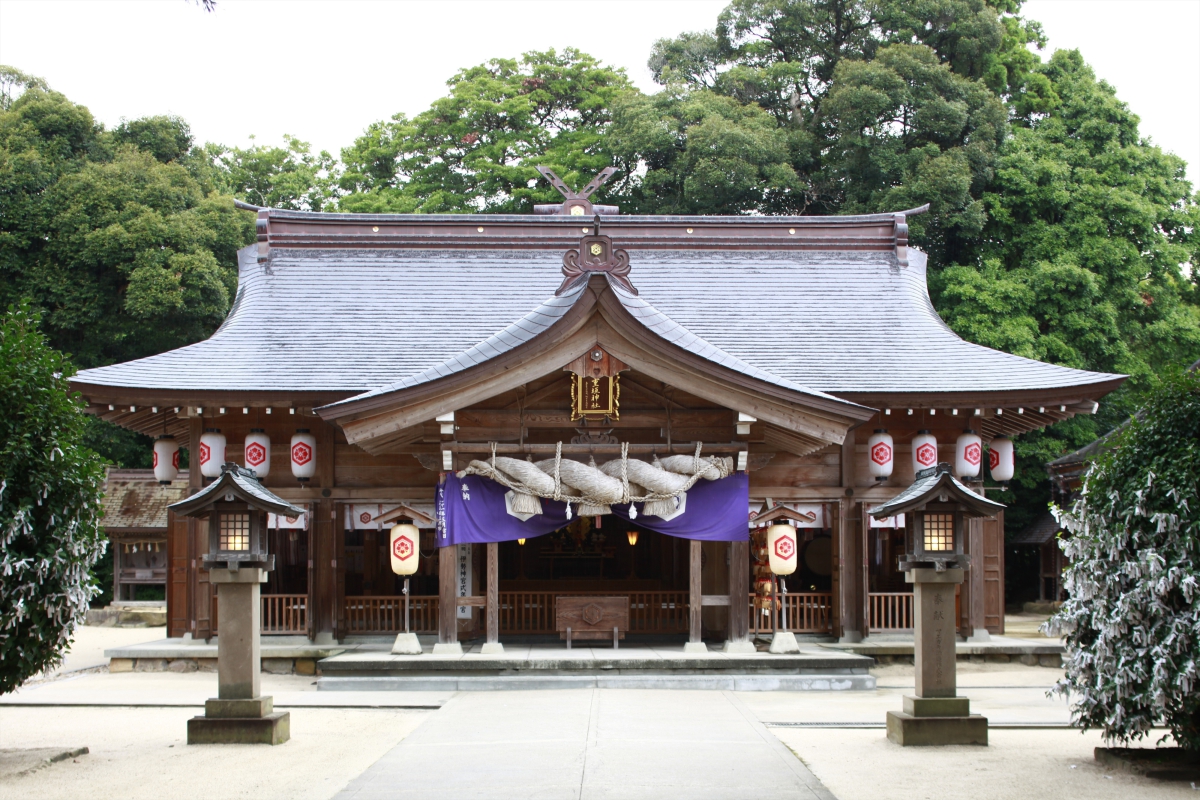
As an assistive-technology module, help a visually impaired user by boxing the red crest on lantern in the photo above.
[199,442,211,464]
[392,535,414,560]
[964,442,981,466]
[773,536,795,560]
[292,442,313,465]
[916,442,936,466]
[871,442,892,465]
[245,442,267,467]
[988,449,1000,470]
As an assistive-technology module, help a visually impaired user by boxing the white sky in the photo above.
[0,0,1196,188]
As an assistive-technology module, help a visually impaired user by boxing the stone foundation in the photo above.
[110,657,316,675]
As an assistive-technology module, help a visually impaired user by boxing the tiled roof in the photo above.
[336,276,851,407]
[74,242,1121,397]
[101,469,190,530]
[868,463,1006,518]
[1011,511,1062,546]
[168,463,305,517]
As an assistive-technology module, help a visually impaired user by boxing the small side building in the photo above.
[100,468,190,601]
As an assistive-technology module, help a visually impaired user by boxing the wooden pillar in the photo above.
[486,542,499,646]
[438,545,457,645]
[311,499,336,642]
[689,539,702,644]
[362,529,378,595]
[727,540,749,644]
[838,427,863,642]
[966,517,988,640]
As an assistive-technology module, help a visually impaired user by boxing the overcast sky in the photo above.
[1,0,1197,187]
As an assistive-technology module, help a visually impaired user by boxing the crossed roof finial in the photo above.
[536,166,619,216]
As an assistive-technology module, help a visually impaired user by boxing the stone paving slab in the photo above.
[318,674,874,692]
[333,689,834,800]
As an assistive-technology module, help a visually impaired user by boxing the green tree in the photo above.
[1047,369,1200,750]
[0,87,255,370]
[0,304,107,694]
[338,49,636,213]
[207,135,341,211]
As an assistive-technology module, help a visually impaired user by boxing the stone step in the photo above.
[317,673,876,692]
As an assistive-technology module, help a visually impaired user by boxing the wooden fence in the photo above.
[748,592,834,635]
[343,596,440,634]
[868,592,914,631]
[498,591,690,634]
[262,593,308,634]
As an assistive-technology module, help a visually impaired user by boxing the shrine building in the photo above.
[71,176,1123,651]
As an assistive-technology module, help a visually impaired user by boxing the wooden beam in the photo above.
[728,541,749,644]
[486,542,499,645]
[689,540,702,644]
[438,545,457,644]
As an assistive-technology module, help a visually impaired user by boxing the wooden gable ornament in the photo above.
[558,214,636,297]
[564,345,628,421]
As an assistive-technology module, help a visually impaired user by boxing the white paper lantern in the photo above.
[767,523,798,575]
[955,431,983,479]
[867,429,894,481]
[989,437,1015,483]
[389,520,420,575]
[290,429,316,482]
[244,429,271,477]
[153,435,179,484]
[912,430,938,474]
[198,429,226,478]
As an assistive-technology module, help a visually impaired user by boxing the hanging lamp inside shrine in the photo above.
[627,530,638,546]
[955,431,983,480]
[244,429,271,477]
[989,437,1015,484]
[767,522,798,575]
[198,428,226,479]
[153,435,179,484]
[389,518,419,575]
[290,429,316,482]
[911,430,938,474]
[867,429,894,481]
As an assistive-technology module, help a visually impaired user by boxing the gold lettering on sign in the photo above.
[570,374,620,421]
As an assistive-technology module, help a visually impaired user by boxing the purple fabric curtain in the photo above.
[436,472,749,546]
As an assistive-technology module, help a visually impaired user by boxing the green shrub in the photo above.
[0,304,106,693]
[1048,369,1200,749]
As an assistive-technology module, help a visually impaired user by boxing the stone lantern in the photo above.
[169,462,304,745]
[869,462,1004,746]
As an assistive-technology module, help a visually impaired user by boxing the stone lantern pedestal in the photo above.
[885,568,987,746]
[187,567,290,745]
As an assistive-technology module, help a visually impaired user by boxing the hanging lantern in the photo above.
[198,429,226,479]
[767,523,798,575]
[290,429,316,482]
[153,435,179,484]
[389,519,420,575]
[989,437,1015,483]
[867,429,894,481]
[912,430,938,474]
[244,429,271,478]
[955,431,983,480]
[627,530,638,546]
[517,538,526,546]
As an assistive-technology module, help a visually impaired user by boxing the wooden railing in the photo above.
[262,594,307,634]
[499,591,690,634]
[869,592,914,631]
[748,592,834,634]
[212,593,309,635]
[343,596,440,634]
